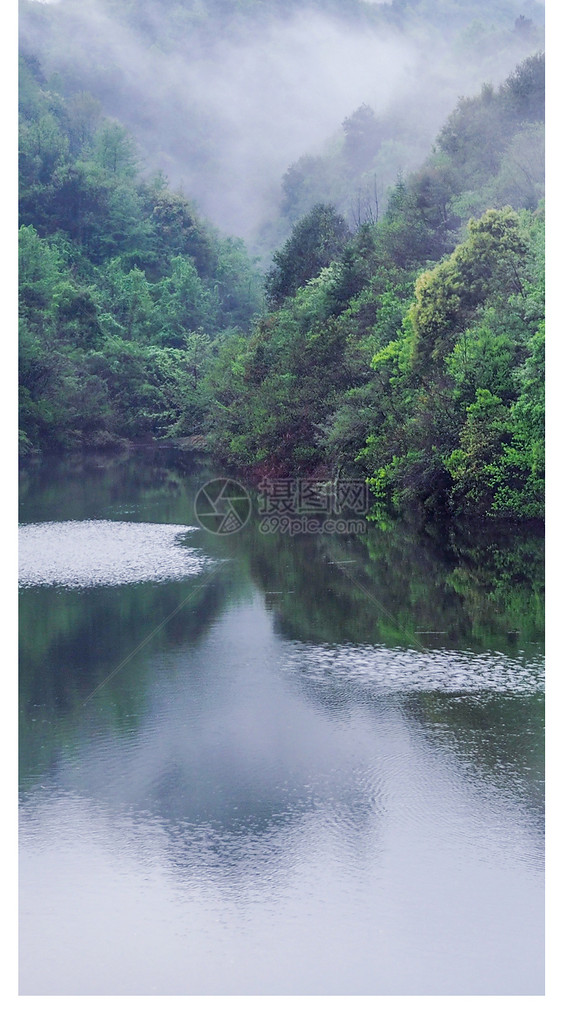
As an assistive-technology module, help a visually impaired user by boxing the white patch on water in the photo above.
[284,642,544,697]
[18,520,208,588]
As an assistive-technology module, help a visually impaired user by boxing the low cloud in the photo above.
[19,0,543,242]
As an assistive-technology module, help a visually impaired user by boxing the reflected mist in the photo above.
[19,450,544,995]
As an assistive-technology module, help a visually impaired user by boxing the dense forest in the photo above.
[18,0,545,522]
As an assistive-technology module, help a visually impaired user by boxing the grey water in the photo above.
[19,450,545,995]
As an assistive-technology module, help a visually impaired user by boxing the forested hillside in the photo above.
[18,1,545,521]
[19,0,544,245]
[210,53,544,521]
[19,57,263,452]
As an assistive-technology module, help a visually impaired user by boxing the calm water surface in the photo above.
[19,451,545,995]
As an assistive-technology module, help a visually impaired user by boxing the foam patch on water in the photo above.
[19,520,208,588]
[284,642,545,697]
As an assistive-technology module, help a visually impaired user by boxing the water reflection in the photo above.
[19,451,544,995]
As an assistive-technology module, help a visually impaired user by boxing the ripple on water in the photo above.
[18,520,208,588]
[283,642,544,697]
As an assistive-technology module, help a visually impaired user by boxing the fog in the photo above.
[19,0,544,245]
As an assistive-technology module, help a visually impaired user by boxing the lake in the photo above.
[18,449,545,995]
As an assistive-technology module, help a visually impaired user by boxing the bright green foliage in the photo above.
[410,207,528,370]
[359,205,544,519]
[206,193,543,522]
[98,261,156,344]
[153,256,219,342]
[448,325,514,400]
[486,321,545,518]
[445,389,512,514]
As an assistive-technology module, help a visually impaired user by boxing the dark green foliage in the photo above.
[145,187,219,280]
[211,189,543,521]
[18,58,263,454]
[19,34,545,523]
[374,174,456,269]
[265,205,351,306]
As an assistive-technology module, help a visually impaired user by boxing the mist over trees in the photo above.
[19,56,263,451]
[18,0,545,521]
[19,0,544,249]
[205,51,544,519]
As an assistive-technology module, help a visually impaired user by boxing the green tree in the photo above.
[410,207,528,371]
[155,255,219,343]
[265,204,351,305]
[98,262,156,344]
[445,388,512,515]
[147,187,218,279]
[93,121,138,178]
[343,104,385,171]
